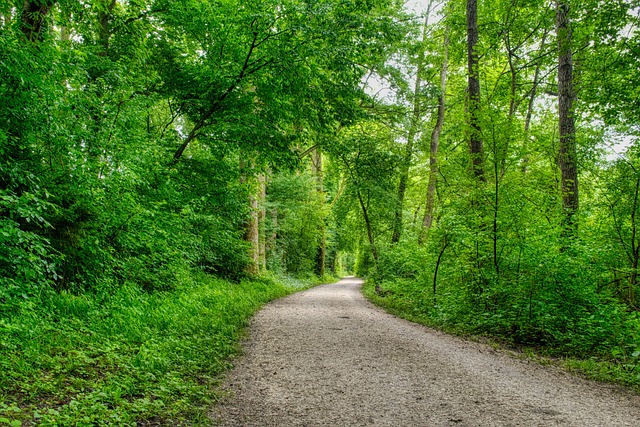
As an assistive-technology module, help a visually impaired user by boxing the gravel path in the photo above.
[212,277,640,426]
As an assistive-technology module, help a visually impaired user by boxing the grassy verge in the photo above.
[0,272,323,426]
[362,279,640,393]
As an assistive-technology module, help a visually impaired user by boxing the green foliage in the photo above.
[340,0,640,392]
[0,272,314,426]
[266,170,326,274]
[1,0,405,423]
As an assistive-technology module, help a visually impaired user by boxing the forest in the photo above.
[1,0,640,425]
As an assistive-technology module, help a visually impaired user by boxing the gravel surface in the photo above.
[212,277,640,426]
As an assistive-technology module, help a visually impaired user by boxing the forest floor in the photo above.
[212,277,640,426]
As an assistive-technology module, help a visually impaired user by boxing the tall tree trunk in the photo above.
[521,30,548,173]
[21,0,55,41]
[312,148,326,277]
[556,0,579,235]
[391,6,432,244]
[505,34,517,120]
[467,0,485,181]
[420,27,450,243]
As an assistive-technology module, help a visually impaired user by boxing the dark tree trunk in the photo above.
[356,190,378,264]
[467,0,485,181]
[556,0,579,235]
[312,148,326,277]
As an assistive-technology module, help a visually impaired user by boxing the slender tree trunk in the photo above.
[467,0,485,181]
[392,7,432,244]
[521,30,548,173]
[525,31,547,134]
[556,0,578,236]
[493,146,500,277]
[420,28,449,243]
[312,148,326,277]
[505,34,517,119]
[433,236,450,305]
[21,0,55,41]
[356,190,378,264]
[356,188,380,293]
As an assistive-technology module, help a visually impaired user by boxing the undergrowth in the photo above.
[0,272,321,426]
[362,279,640,393]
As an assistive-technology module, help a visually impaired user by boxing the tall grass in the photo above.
[0,272,315,426]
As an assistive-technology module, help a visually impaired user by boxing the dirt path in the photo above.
[212,277,640,426]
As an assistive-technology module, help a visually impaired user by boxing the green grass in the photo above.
[362,279,640,393]
[0,272,321,426]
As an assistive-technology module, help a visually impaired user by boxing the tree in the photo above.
[331,121,400,274]
[556,0,579,235]
[312,148,327,277]
[391,9,431,244]
[421,21,450,239]
[467,0,485,181]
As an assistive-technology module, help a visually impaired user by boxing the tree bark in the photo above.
[420,28,449,242]
[21,0,55,42]
[556,0,579,235]
[312,148,326,277]
[467,0,485,181]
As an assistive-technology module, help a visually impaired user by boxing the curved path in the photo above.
[212,277,640,426]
